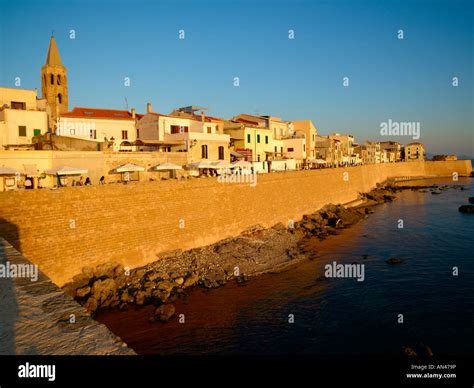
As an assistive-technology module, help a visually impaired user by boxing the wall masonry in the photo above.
[0,160,471,286]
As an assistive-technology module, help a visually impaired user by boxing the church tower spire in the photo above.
[41,35,68,130]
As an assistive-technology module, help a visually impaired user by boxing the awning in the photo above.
[231,151,245,158]
[151,162,183,171]
[308,159,327,164]
[212,161,232,169]
[0,166,21,175]
[45,166,89,175]
[114,163,145,172]
[187,160,218,169]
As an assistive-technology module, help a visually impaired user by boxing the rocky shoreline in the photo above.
[62,181,468,323]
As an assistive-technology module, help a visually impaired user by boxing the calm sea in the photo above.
[97,177,474,356]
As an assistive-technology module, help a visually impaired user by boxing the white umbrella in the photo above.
[152,162,183,171]
[188,160,218,169]
[45,166,88,175]
[0,166,21,175]
[114,163,145,172]
[212,160,232,169]
[232,160,252,168]
[308,159,327,164]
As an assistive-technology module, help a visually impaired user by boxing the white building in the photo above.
[58,107,138,151]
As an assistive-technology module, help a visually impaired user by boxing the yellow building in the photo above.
[224,115,275,164]
[291,120,318,161]
[0,88,49,150]
[404,142,425,161]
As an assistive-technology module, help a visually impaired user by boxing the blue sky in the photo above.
[0,0,473,156]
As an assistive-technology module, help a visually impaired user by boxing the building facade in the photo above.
[404,142,425,161]
[0,88,49,150]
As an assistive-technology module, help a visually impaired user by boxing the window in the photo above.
[171,125,188,134]
[11,101,26,110]
[201,145,208,159]
[90,130,97,139]
[33,129,41,137]
[50,74,54,85]
[287,147,294,152]
[247,134,251,143]
[274,146,277,152]
[207,127,212,134]
[57,94,62,104]
[265,136,268,144]
[218,146,225,160]
[18,126,27,136]
[136,129,140,138]
[122,130,128,140]
[257,134,260,143]
[57,75,61,85]
[303,144,306,152]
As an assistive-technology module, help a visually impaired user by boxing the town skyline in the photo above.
[1,0,472,157]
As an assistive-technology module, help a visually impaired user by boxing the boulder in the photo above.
[120,291,134,304]
[154,304,175,322]
[84,296,99,314]
[385,258,403,264]
[174,277,184,286]
[94,262,120,279]
[152,289,171,304]
[183,272,199,288]
[76,286,91,298]
[135,290,147,306]
[71,273,90,289]
[91,278,117,304]
[157,280,175,293]
[81,266,94,279]
[402,346,418,357]
[459,205,474,214]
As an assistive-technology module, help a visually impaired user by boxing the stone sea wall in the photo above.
[0,160,471,286]
[0,238,135,355]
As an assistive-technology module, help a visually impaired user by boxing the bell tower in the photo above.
[41,35,68,130]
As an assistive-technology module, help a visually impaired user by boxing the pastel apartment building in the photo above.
[137,105,230,163]
[404,142,425,162]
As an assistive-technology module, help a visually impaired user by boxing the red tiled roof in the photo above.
[61,107,136,120]
[235,118,260,125]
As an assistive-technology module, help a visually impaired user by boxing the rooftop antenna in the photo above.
[124,97,129,110]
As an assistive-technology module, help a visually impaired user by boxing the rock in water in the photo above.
[459,205,474,214]
[154,304,175,322]
[402,346,418,357]
[76,286,91,298]
[385,258,403,264]
[469,197,474,204]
